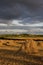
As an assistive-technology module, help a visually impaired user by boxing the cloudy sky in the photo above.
[0,0,43,34]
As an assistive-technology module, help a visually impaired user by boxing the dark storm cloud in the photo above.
[20,16,43,24]
[0,0,43,24]
[0,0,43,34]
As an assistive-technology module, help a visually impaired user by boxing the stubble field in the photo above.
[0,36,43,65]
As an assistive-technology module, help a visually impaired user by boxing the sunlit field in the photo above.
[0,34,43,65]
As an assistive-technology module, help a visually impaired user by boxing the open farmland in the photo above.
[0,35,43,65]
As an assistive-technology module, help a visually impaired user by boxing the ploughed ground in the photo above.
[0,38,43,65]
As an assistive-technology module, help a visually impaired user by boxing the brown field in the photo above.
[0,37,43,65]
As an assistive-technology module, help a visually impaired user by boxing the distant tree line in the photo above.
[0,34,43,39]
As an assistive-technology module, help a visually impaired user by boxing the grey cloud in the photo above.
[0,0,43,24]
[0,19,12,24]
[0,26,43,30]
[20,16,43,25]
[0,26,43,34]
[0,0,43,34]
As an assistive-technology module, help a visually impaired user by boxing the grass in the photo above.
[0,34,43,39]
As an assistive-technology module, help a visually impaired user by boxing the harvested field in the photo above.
[0,37,43,65]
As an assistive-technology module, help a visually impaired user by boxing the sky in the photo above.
[0,0,43,34]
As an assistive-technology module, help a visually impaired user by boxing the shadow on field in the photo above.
[0,49,43,65]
